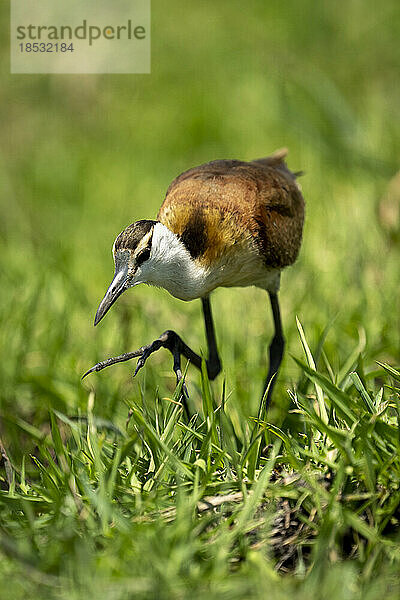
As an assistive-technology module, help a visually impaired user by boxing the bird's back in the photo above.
[157,149,305,270]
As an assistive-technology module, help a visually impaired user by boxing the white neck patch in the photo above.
[138,223,208,300]
[132,222,280,300]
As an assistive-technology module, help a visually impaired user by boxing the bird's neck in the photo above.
[144,223,209,301]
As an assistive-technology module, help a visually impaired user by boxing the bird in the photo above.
[83,148,305,412]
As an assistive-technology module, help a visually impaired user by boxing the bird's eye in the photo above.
[136,247,151,266]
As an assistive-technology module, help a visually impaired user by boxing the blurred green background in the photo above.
[1,0,399,443]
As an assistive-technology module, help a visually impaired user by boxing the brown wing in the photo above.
[157,150,305,268]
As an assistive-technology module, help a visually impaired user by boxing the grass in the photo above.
[1,0,400,597]
[1,347,400,599]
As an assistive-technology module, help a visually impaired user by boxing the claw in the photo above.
[174,368,189,399]
[133,360,144,377]
[182,381,189,398]
[81,362,106,380]
[133,347,153,377]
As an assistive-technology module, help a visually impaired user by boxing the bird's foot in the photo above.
[82,330,190,413]
[82,330,188,394]
[81,338,166,381]
[81,347,146,380]
[133,332,189,401]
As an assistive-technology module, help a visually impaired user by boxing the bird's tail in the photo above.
[252,148,304,179]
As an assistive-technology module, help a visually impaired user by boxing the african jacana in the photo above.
[83,149,305,411]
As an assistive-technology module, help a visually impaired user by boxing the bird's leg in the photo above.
[82,331,194,412]
[82,297,221,384]
[263,291,285,412]
[82,331,194,377]
[82,298,221,420]
[201,296,221,380]
[134,296,221,382]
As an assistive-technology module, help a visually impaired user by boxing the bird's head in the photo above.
[94,220,157,326]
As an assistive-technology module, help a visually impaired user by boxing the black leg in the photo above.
[201,296,221,380]
[82,296,221,383]
[263,292,285,411]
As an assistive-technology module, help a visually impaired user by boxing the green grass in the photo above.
[1,353,400,599]
[1,0,400,597]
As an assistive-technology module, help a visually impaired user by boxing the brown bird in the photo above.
[83,149,305,411]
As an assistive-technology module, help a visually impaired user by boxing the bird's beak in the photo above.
[94,266,129,326]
